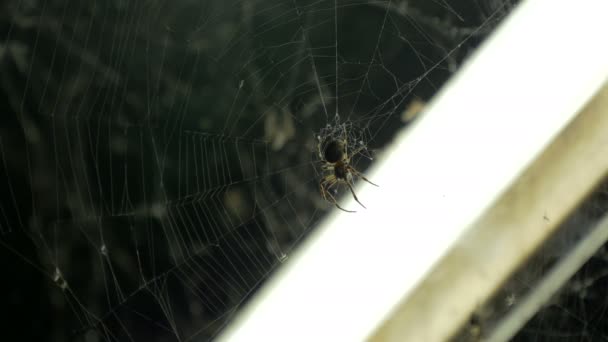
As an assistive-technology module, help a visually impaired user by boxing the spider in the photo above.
[317,135,378,213]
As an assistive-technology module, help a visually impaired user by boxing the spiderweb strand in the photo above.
[0,0,521,340]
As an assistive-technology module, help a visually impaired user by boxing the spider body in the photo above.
[333,161,348,180]
[318,136,378,213]
[323,140,344,163]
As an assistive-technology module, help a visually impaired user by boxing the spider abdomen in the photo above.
[323,140,344,163]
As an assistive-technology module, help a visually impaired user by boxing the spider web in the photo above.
[512,182,608,342]
[454,180,608,342]
[0,0,523,341]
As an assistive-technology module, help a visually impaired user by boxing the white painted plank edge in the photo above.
[487,202,608,342]
[218,0,608,341]
[371,81,608,342]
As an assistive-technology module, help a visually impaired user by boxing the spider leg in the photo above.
[321,164,333,172]
[334,200,356,213]
[320,176,356,213]
[346,181,366,209]
[319,176,336,202]
[349,166,379,187]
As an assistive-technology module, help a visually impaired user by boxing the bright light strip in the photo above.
[218,0,608,341]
